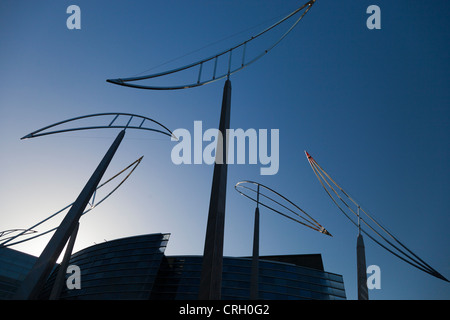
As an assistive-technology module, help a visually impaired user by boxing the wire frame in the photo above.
[21,113,175,140]
[107,0,316,90]
[0,156,144,248]
[235,180,331,236]
[305,150,448,282]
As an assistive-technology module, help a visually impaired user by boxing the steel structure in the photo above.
[106,0,318,300]
[235,180,332,234]
[305,151,448,284]
[21,112,175,140]
[13,113,173,299]
[106,0,316,90]
[235,180,331,299]
[0,156,143,248]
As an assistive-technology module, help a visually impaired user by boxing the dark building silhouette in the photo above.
[152,255,345,300]
[39,233,169,299]
[1,233,346,300]
[0,247,38,300]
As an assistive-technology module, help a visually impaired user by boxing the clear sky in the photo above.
[0,0,449,300]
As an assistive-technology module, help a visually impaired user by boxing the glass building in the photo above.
[0,247,38,300]
[1,233,346,300]
[40,233,170,300]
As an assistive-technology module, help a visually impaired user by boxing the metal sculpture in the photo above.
[305,151,448,293]
[235,180,331,299]
[106,0,317,300]
[0,156,143,248]
[14,113,173,299]
[21,112,175,140]
[106,0,316,90]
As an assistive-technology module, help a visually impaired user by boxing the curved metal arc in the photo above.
[108,68,231,91]
[309,159,445,279]
[107,0,316,90]
[0,157,143,248]
[309,153,405,244]
[116,0,314,83]
[0,204,73,247]
[238,186,322,233]
[235,180,331,236]
[310,160,437,274]
[236,180,323,228]
[86,156,143,210]
[236,183,321,230]
[0,229,37,242]
[2,228,57,248]
[23,126,173,139]
[306,151,448,281]
[21,113,175,140]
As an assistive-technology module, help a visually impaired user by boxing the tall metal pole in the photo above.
[14,130,125,300]
[356,206,369,300]
[250,185,260,300]
[199,79,231,300]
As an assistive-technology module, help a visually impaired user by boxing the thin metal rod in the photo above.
[227,50,232,77]
[357,206,361,235]
[213,57,218,80]
[109,114,119,126]
[90,189,96,208]
[125,115,134,128]
[198,62,203,84]
[242,42,247,67]
[256,184,260,207]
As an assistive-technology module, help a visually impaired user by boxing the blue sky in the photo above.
[0,0,449,300]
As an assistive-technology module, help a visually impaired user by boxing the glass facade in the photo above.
[41,233,170,300]
[0,248,37,300]
[152,256,346,300]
